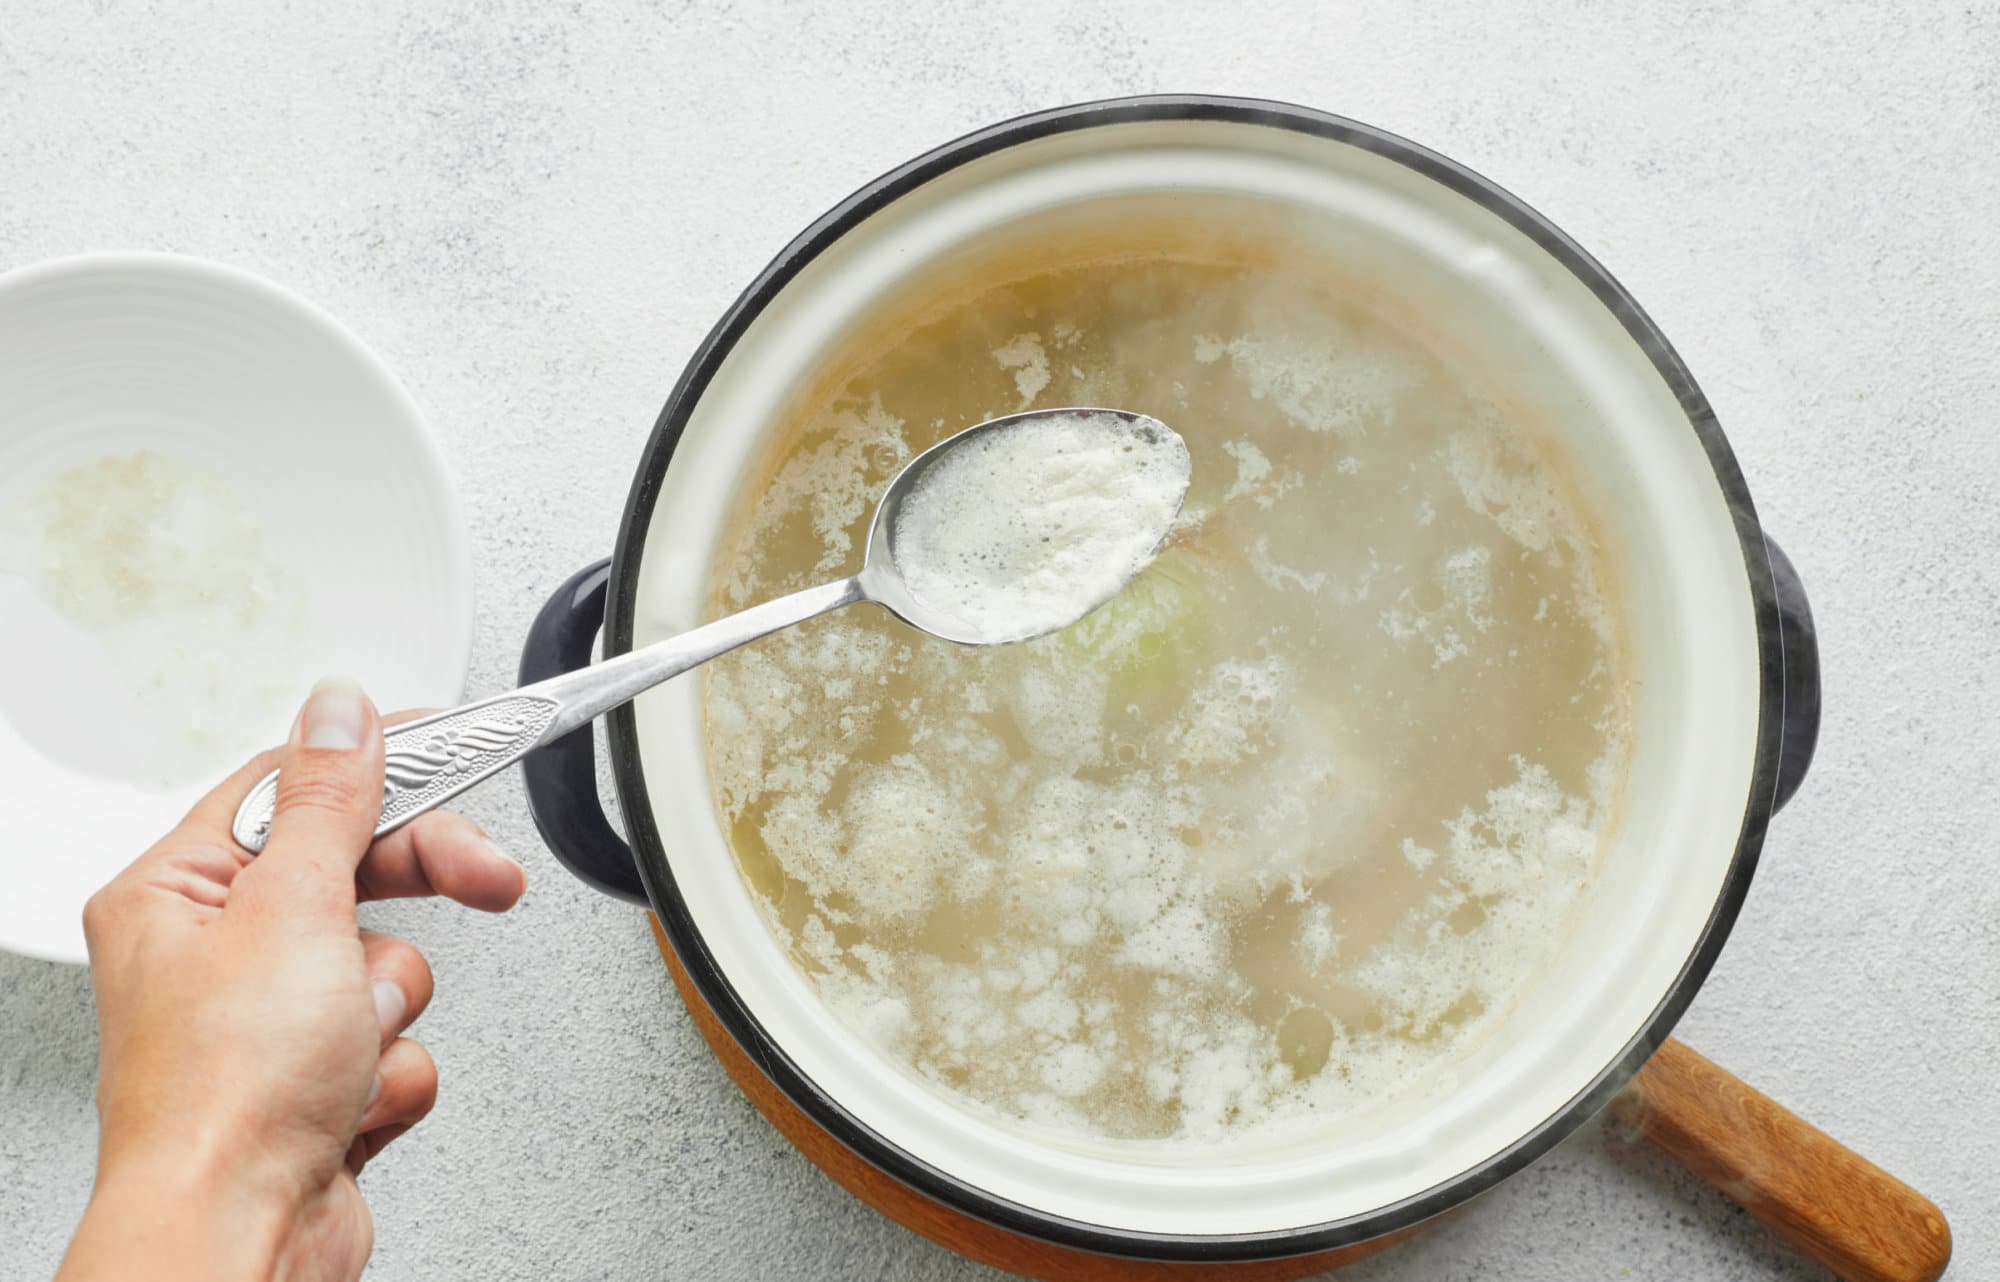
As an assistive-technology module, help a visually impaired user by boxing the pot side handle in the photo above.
[1768,537,1820,812]
[1610,1040,1950,1282]
[517,557,649,904]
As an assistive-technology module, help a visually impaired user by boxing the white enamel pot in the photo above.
[515,96,1819,1262]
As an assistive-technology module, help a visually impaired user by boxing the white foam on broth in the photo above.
[700,238,1632,1148]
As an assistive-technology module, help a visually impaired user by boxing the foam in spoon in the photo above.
[888,410,1191,642]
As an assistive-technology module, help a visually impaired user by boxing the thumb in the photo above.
[246,678,385,918]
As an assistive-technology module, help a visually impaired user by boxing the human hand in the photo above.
[56,680,527,1282]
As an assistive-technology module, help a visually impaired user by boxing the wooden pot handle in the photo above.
[1610,1039,1952,1282]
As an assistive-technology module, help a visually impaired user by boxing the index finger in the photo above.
[357,811,527,911]
[178,744,287,836]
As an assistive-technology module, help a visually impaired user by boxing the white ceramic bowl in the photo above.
[0,253,471,964]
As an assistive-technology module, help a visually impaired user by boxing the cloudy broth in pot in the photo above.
[699,201,1632,1145]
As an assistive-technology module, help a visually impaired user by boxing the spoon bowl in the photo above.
[859,406,1189,645]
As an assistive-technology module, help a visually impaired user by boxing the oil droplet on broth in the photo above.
[695,201,1633,1148]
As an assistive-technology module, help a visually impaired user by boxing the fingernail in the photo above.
[487,840,528,884]
[371,979,406,1036]
[301,677,368,750]
[362,1071,382,1123]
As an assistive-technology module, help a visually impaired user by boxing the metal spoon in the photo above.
[231,407,1189,853]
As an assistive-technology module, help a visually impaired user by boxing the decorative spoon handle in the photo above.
[230,576,864,853]
[231,693,563,853]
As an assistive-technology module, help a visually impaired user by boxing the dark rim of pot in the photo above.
[603,94,1784,1262]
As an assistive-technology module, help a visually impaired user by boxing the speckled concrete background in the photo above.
[1,2,1994,1279]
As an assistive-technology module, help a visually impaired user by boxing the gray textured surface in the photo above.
[2,2,1995,1279]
